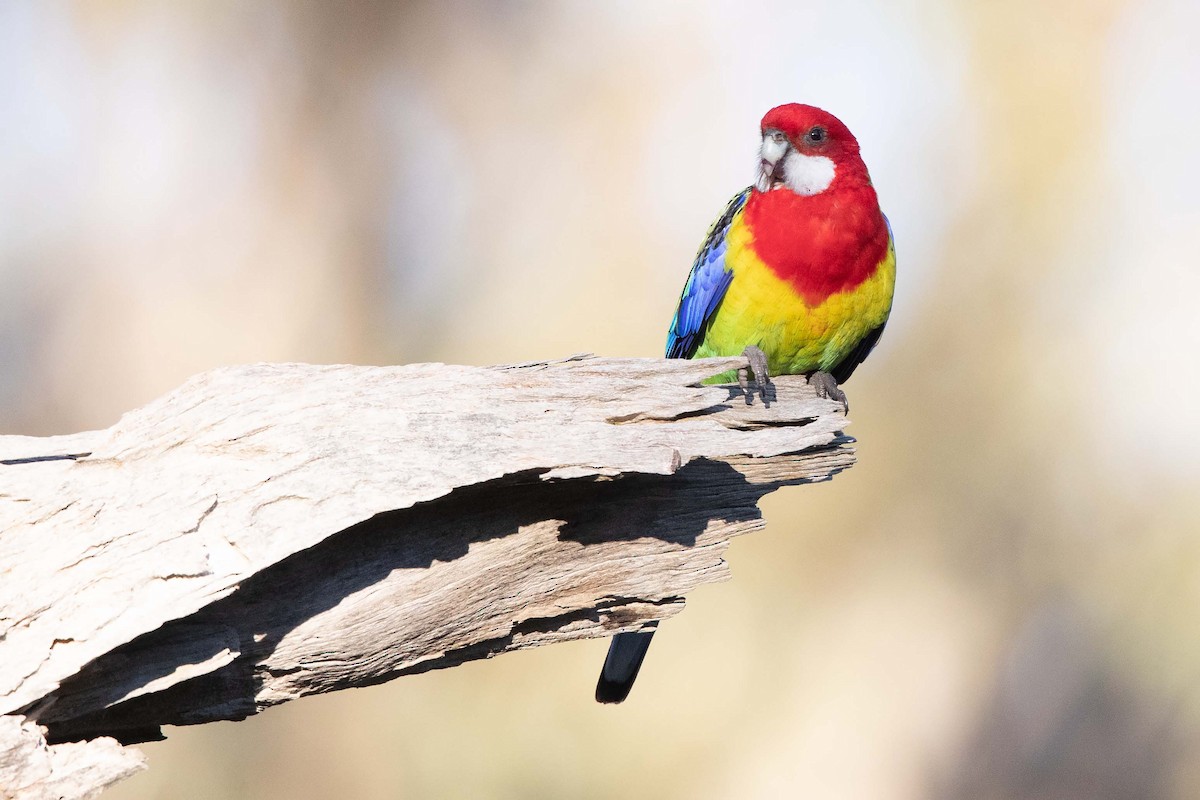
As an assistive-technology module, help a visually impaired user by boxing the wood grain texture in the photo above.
[0,355,854,798]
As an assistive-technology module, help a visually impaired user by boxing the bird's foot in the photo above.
[807,371,848,412]
[737,346,772,406]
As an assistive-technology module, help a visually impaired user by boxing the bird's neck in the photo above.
[743,181,889,305]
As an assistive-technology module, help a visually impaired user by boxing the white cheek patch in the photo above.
[782,151,836,196]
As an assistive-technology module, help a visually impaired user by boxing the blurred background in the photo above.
[2,0,1199,797]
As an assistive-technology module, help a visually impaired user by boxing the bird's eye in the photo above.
[807,126,826,143]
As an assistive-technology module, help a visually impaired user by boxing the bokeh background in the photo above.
[3,1,1199,797]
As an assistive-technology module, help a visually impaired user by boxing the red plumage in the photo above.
[744,186,889,304]
[749,104,890,304]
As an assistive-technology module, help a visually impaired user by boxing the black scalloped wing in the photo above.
[665,188,751,359]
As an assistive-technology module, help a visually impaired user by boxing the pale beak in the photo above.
[755,157,778,192]
[757,135,790,192]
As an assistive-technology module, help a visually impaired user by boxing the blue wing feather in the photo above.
[665,188,750,359]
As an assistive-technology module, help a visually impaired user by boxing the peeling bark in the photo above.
[0,355,854,798]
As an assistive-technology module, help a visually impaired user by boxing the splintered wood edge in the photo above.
[0,716,146,800]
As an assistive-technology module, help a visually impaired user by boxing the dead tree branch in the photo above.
[0,355,854,798]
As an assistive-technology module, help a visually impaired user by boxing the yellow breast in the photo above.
[693,216,895,376]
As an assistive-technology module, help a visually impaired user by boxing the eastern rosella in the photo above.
[595,104,896,704]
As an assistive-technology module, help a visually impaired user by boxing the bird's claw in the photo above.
[738,346,772,405]
[807,371,848,413]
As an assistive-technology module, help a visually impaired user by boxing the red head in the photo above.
[756,104,871,195]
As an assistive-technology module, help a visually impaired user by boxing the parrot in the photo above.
[594,103,896,704]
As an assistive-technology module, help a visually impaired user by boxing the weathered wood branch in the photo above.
[0,355,854,798]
